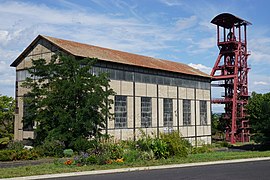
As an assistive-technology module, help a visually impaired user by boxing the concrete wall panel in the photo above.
[110,80,120,95]
[168,86,177,98]
[121,81,133,96]
[127,96,134,129]
[147,84,157,97]
[186,88,194,99]
[135,83,146,97]
[159,85,167,98]
[179,87,186,99]
[152,97,158,127]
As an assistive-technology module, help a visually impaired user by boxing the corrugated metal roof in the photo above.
[11,35,210,78]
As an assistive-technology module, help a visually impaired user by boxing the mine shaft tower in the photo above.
[210,13,252,144]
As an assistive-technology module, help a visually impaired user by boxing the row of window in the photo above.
[114,95,208,128]
[16,67,210,90]
[93,66,210,89]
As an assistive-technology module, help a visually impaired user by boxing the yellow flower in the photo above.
[115,158,124,163]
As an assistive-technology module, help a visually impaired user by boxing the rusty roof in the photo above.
[211,13,252,28]
[11,35,210,78]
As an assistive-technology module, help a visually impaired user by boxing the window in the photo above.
[114,95,127,128]
[16,70,33,81]
[163,98,173,127]
[200,101,207,125]
[23,96,34,131]
[183,99,191,126]
[141,97,152,127]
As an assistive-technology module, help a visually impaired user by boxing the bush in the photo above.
[74,152,90,165]
[0,137,10,149]
[0,149,39,161]
[71,137,96,152]
[86,155,98,164]
[160,132,191,158]
[63,149,74,157]
[36,140,65,157]
[150,138,169,159]
[123,149,141,163]
[7,141,24,151]
[108,143,124,160]
[96,151,112,165]
[140,150,154,161]
[136,137,152,152]
[0,150,14,161]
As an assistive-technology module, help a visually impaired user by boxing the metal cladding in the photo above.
[11,35,210,79]
[210,13,251,144]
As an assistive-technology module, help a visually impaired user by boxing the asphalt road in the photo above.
[47,160,270,180]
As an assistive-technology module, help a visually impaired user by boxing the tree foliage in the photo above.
[211,113,226,141]
[247,92,270,144]
[0,95,15,137]
[0,95,15,147]
[22,54,114,147]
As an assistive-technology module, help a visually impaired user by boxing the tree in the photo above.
[211,113,226,141]
[247,92,270,144]
[0,95,15,147]
[22,54,114,147]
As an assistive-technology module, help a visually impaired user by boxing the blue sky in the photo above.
[0,0,270,112]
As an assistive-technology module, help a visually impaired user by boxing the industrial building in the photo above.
[11,35,212,145]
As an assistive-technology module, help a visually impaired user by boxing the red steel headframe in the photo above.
[210,13,252,144]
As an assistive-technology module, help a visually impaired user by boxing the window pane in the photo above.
[200,101,207,125]
[141,97,152,127]
[183,99,191,126]
[164,98,173,127]
[115,95,127,128]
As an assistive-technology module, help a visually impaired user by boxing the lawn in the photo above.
[1,150,270,178]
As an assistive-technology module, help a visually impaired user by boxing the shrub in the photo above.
[136,129,154,152]
[0,150,14,161]
[86,155,98,164]
[160,132,191,158]
[0,137,10,149]
[96,151,111,165]
[36,140,65,157]
[74,152,89,165]
[71,137,96,152]
[0,149,39,161]
[7,141,24,151]
[63,149,74,157]
[140,150,154,161]
[108,143,124,160]
[150,138,169,159]
[123,149,141,163]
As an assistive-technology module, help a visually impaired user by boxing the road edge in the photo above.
[4,157,270,180]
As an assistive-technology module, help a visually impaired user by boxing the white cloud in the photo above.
[249,72,270,93]
[175,15,197,31]
[188,63,212,74]
[160,0,182,6]
[196,37,216,49]
[249,38,270,63]
[254,81,268,85]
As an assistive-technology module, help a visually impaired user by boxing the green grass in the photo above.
[1,151,270,178]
